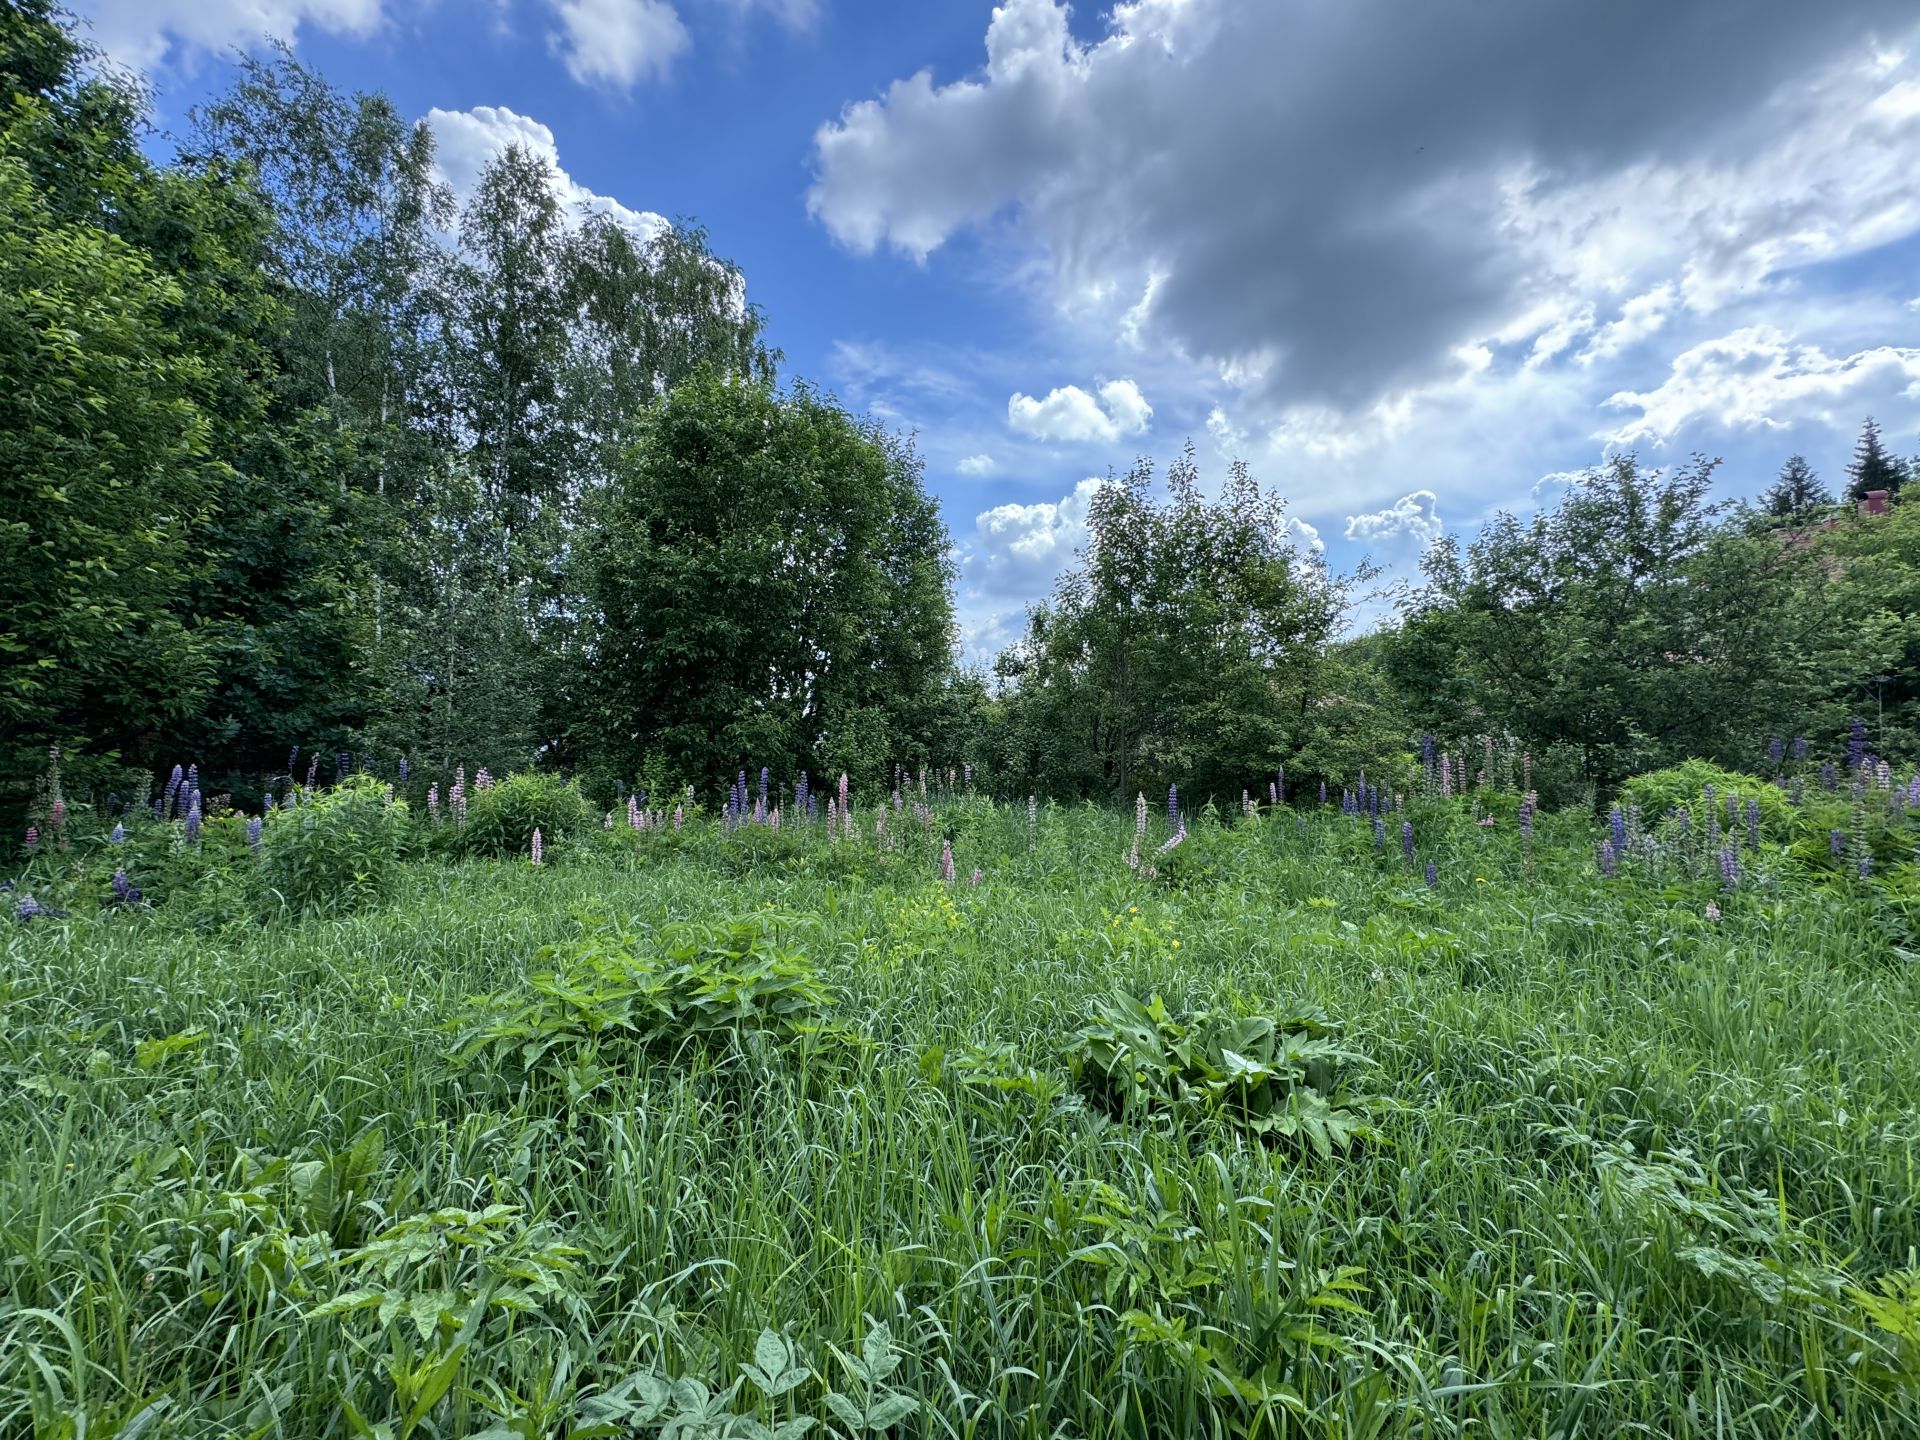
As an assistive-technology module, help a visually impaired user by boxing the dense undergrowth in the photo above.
[4,786,1920,1437]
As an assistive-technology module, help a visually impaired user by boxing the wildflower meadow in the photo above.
[5,737,1920,1438]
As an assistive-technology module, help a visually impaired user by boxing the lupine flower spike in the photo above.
[940,840,956,884]
[530,827,543,866]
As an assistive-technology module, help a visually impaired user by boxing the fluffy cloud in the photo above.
[1285,517,1324,554]
[68,0,382,70]
[427,106,669,238]
[810,0,1920,419]
[1603,328,1920,445]
[1345,492,1443,549]
[1007,379,1152,443]
[956,453,997,475]
[969,478,1103,596]
[546,0,689,90]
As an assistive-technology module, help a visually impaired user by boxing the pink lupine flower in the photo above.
[1704,901,1721,922]
[969,867,982,886]
[604,811,613,829]
[629,794,641,830]
[428,784,440,821]
[940,840,955,884]
[673,805,683,829]
[530,827,543,865]
[24,826,38,851]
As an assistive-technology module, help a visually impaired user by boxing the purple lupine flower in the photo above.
[1792,735,1808,761]
[305,754,319,788]
[1702,782,1716,810]
[1167,785,1179,825]
[1598,840,1617,877]
[1319,780,1328,806]
[247,816,263,854]
[1424,861,1438,887]
[1419,733,1435,767]
[264,793,276,813]
[1519,799,1535,843]
[398,755,410,783]
[530,827,543,866]
[1609,805,1626,855]
[1860,853,1873,879]
[940,840,955,884]
[1373,816,1385,848]
[1829,829,1846,857]
[1848,718,1867,771]
[1718,848,1739,889]
[1744,799,1760,851]
[184,800,202,844]
[23,825,38,852]
[164,764,183,816]
[1401,819,1414,861]
[1276,765,1285,804]
[110,869,141,906]
[796,772,809,815]
[110,822,125,845]
[1677,806,1691,837]
[1820,762,1837,792]
[759,767,769,811]
[1768,737,1784,767]
[1157,822,1186,854]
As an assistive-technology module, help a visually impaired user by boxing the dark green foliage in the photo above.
[1389,455,1835,794]
[0,4,277,821]
[1848,416,1907,502]
[1763,453,1831,517]
[991,447,1377,805]
[1068,990,1372,1156]
[578,374,955,792]
[257,774,403,914]
[454,772,591,860]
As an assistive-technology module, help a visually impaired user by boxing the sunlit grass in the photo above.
[3,797,1917,1436]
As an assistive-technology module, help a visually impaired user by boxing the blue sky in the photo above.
[77,0,1920,657]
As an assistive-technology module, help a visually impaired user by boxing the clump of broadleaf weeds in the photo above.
[456,911,866,1101]
[1067,990,1374,1155]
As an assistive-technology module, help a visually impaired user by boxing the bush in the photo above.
[458,773,592,860]
[258,776,403,915]
[1619,760,1794,839]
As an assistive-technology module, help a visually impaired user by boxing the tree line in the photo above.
[2,0,1915,830]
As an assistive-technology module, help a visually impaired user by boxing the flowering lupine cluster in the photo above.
[940,839,955,884]
[398,755,410,783]
[530,827,543,865]
[1718,848,1740,890]
[428,784,440,821]
[1848,718,1868,771]
[1401,819,1414,862]
[109,822,125,845]
[246,814,264,853]
[23,825,38,852]
[1127,791,1148,871]
[184,794,203,844]
[1598,840,1618,877]
[306,754,320,788]
[474,767,494,792]
[1167,785,1179,826]
[451,767,468,826]
[110,869,143,906]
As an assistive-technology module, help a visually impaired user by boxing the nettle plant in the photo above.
[456,913,859,1103]
[1067,991,1374,1156]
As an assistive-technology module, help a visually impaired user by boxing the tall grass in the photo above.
[3,797,1917,1436]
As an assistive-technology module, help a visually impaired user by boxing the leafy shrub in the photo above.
[456,772,591,860]
[1619,760,1794,837]
[1067,990,1373,1155]
[457,913,859,1100]
[258,775,404,915]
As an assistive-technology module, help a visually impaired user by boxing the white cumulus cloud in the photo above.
[1007,379,1152,443]
[956,453,997,475]
[68,0,383,70]
[546,0,689,90]
[427,106,669,238]
[970,477,1104,596]
[1345,491,1444,549]
[1603,327,1920,444]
